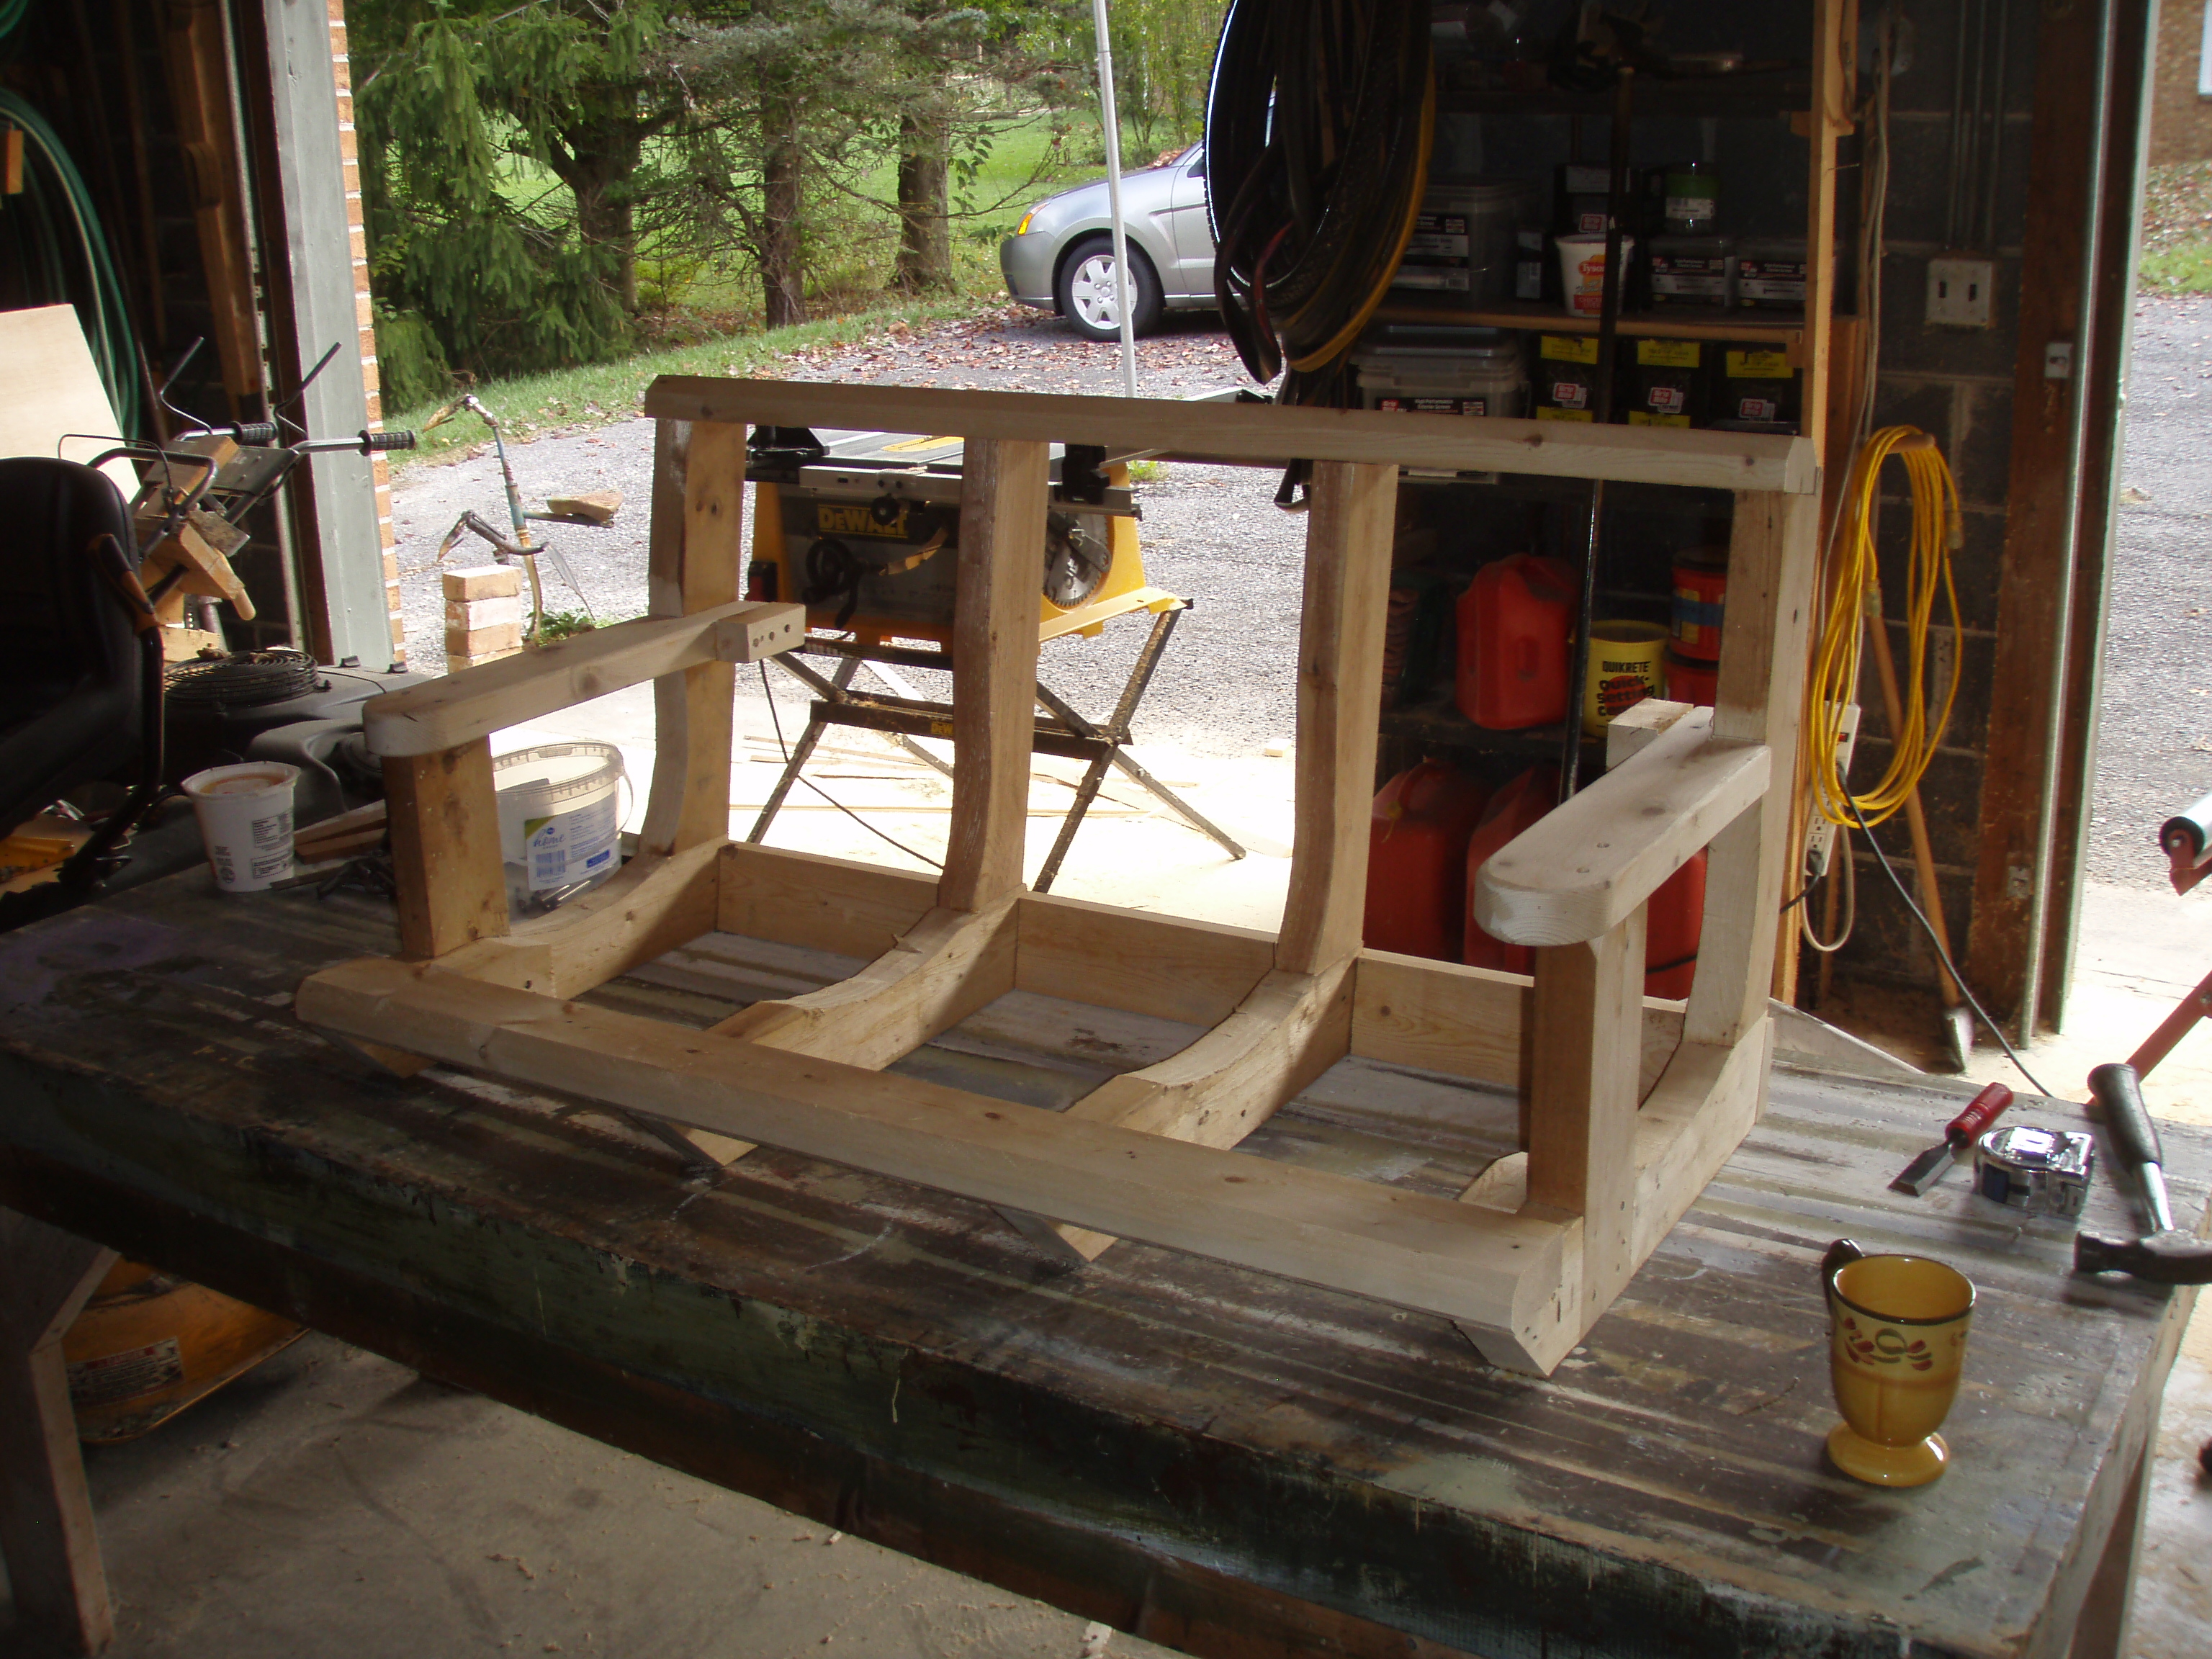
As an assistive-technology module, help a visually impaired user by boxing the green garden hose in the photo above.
[0,89,143,436]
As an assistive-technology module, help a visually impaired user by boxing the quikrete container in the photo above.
[1671,548,1727,659]
[1648,235,1734,307]
[1354,327,1528,417]
[1582,619,1668,736]
[1534,333,1599,421]
[495,741,625,917]
[1457,553,1576,729]
[1735,238,1809,310]
[1390,181,1532,301]
[1364,760,1492,962]
[1712,346,1802,431]
[1628,338,1703,427]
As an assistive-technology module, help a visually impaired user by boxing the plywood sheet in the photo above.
[0,305,140,496]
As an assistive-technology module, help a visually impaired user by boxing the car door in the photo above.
[1164,146,1214,301]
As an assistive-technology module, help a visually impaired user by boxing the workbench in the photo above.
[0,871,2200,1658]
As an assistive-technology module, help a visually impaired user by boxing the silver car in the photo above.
[999,145,1215,340]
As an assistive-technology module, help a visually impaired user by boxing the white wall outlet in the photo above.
[1927,256,1995,328]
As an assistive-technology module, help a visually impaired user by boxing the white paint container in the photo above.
[181,762,300,893]
[494,742,624,916]
[1555,232,1636,317]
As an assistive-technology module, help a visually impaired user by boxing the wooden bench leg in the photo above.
[1,1210,118,1655]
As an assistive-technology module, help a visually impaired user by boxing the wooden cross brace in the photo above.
[301,384,1817,1375]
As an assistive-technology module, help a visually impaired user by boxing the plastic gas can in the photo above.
[1644,850,1707,999]
[1456,554,1575,729]
[1364,762,1491,961]
[1462,765,1557,974]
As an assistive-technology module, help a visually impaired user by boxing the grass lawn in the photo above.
[2141,161,2212,292]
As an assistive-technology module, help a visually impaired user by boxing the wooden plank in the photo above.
[161,0,259,400]
[363,601,801,758]
[1527,916,1647,1327]
[0,305,139,497]
[645,419,753,857]
[1473,713,1769,948]
[1275,461,1398,976]
[439,840,724,999]
[1627,1026,1766,1263]
[1684,491,1817,1050]
[642,379,1817,495]
[719,842,940,958]
[709,900,1018,1071]
[1015,894,1274,1028]
[293,957,1574,1370]
[383,741,509,961]
[0,1210,117,1656]
[1800,0,1849,457]
[939,438,1050,911]
[1023,961,1356,1261]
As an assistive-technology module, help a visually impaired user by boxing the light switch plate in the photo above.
[1928,256,1995,328]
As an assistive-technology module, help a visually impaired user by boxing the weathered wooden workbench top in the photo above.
[0,871,2200,1659]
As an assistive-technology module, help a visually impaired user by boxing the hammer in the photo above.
[2073,1063,2212,1284]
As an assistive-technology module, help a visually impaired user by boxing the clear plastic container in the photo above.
[1392,181,1538,301]
[494,742,625,918]
[1354,328,1527,417]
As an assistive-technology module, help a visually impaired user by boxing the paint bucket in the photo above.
[1582,620,1669,736]
[181,762,300,893]
[1671,550,1727,660]
[1555,232,1636,318]
[495,742,624,917]
[1665,647,1719,708]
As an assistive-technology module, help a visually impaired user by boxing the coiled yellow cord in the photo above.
[1807,425,1966,829]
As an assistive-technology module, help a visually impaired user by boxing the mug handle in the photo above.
[1822,1238,1866,1287]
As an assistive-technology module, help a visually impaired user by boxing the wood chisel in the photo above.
[1890,1082,2014,1195]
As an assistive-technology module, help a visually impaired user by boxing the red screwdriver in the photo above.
[1889,1082,2015,1196]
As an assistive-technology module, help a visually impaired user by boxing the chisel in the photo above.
[1890,1082,2015,1196]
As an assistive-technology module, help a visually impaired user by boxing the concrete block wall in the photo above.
[328,0,406,667]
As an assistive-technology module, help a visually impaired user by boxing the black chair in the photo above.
[0,455,155,853]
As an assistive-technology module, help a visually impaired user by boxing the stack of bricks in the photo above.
[444,567,525,670]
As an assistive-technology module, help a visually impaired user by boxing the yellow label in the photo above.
[1725,349,1794,379]
[1628,411,1693,426]
[1537,407,1595,423]
[1539,335,1601,364]
[1636,338,1701,368]
[929,719,955,738]
[881,434,960,452]
[817,502,909,538]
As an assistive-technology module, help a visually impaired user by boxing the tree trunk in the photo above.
[760,93,808,329]
[893,111,953,295]
[547,125,644,314]
[574,181,639,313]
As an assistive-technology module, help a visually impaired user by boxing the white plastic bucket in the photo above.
[494,742,624,915]
[1555,232,1636,317]
[181,762,300,893]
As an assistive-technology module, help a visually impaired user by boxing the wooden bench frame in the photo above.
[297,379,1817,1375]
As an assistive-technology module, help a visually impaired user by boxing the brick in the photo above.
[451,644,522,670]
[446,622,523,657]
[442,565,521,601]
[446,594,523,629]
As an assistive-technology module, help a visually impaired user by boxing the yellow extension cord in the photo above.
[1807,424,1966,830]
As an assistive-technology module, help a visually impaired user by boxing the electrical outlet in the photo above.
[1804,703,1863,882]
[1928,256,1995,328]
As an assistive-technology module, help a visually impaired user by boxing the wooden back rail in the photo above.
[307,384,1817,1375]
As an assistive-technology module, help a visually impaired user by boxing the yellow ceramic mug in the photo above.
[1821,1238,1974,1487]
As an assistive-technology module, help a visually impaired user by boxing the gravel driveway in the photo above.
[390,307,1306,757]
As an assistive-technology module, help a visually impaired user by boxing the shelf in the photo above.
[1437,66,1815,121]
[1378,696,1601,762]
[1373,299,1812,362]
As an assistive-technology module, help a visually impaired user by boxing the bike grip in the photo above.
[230,422,280,445]
[361,428,418,452]
[1946,1081,2013,1144]
[2090,1062,2163,1171]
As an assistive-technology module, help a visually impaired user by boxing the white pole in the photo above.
[1089,0,1139,397]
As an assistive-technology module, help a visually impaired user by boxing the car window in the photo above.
[1184,146,1205,180]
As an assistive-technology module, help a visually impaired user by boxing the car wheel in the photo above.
[1056,235,1164,341]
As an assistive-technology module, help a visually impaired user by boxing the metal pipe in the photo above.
[1091,0,1140,398]
[1980,0,2012,254]
[1945,0,1973,244]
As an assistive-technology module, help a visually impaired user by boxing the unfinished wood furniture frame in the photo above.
[299,381,1816,1375]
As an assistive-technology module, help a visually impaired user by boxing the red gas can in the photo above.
[1456,555,1576,729]
[1462,765,1557,974]
[1644,850,1707,999]
[1364,762,1491,961]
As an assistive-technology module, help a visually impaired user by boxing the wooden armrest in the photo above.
[365,600,803,757]
[1472,706,1769,947]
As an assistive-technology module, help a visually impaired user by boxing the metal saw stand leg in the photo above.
[746,654,863,843]
[1030,606,1244,893]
